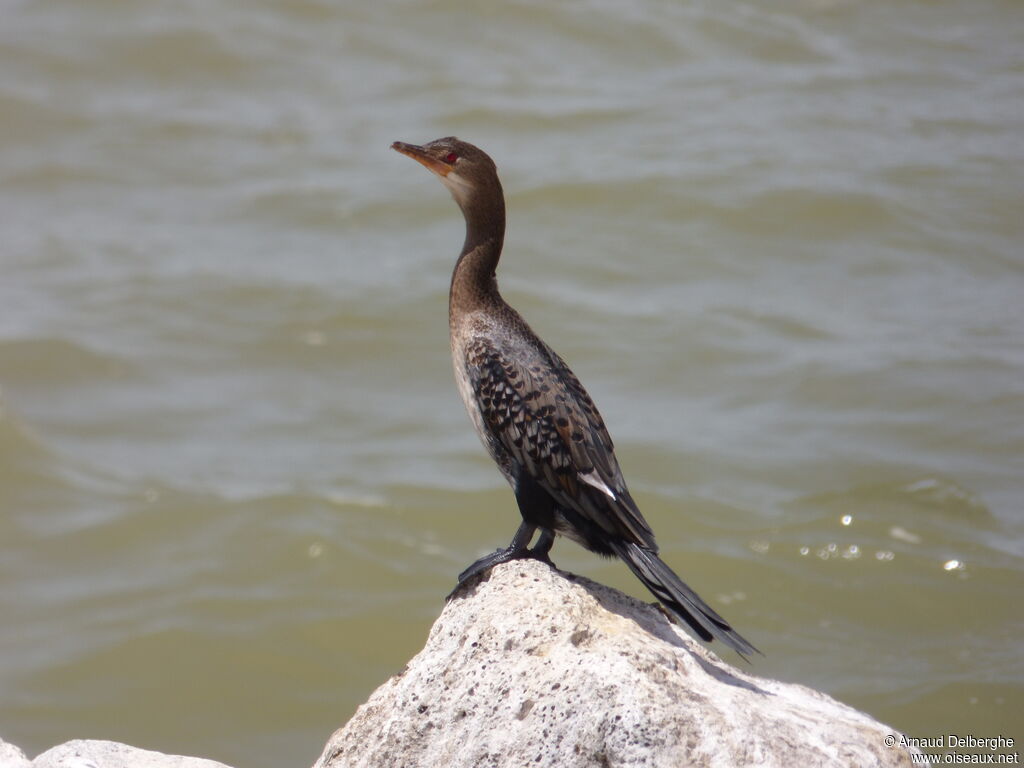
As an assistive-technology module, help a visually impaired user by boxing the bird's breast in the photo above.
[450,315,504,465]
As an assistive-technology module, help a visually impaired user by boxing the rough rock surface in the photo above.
[0,739,30,768]
[315,559,919,768]
[0,738,234,768]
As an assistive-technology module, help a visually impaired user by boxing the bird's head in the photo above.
[391,137,501,212]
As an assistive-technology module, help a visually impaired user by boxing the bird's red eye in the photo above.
[444,152,458,164]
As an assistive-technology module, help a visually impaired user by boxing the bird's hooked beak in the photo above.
[391,141,452,178]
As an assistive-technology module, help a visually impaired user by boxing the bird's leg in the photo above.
[509,472,557,567]
[455,521,535,584]
[448,521,544,600]
[529,528,555,566]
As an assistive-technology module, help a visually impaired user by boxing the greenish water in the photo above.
[2,1,1023,766]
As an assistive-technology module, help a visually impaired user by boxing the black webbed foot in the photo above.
[446,523,556,601]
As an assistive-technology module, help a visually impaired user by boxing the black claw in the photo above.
[447,523,558,601]
[527,545,555,569]
[447,545,529,601]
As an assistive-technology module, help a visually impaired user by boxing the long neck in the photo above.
[449,185,506,318]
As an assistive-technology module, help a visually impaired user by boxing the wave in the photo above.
[0,337,135,386]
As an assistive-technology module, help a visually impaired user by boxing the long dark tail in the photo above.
[611,540,759,660]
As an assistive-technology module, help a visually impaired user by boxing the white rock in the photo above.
[0,738,30,768]
[30,740,234,768]
[314,559,920,768]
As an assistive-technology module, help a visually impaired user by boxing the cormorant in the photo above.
[392,137,757,659]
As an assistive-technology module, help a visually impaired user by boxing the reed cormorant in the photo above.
[392,137,757,658]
